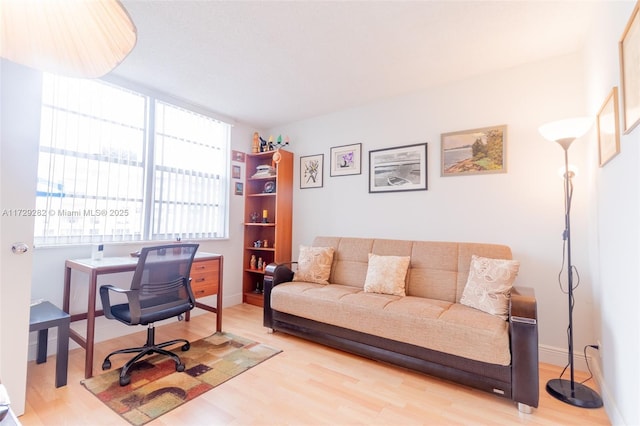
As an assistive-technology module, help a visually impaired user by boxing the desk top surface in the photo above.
[66,251,221,271]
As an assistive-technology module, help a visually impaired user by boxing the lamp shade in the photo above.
[0,0,137,78]
[538,117,593,143]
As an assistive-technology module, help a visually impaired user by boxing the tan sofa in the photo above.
[263,236,539,412]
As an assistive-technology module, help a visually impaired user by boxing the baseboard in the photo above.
[539,344,591,371]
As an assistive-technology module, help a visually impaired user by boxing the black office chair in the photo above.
[99,243,199,386]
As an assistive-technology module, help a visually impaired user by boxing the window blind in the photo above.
[34,74,230,246]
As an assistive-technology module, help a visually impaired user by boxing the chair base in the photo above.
[102,324,190,386]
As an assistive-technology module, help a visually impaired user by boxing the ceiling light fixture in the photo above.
[0,0,137,78]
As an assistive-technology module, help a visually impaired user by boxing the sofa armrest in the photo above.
[263,262,296,328]
[509,286,539,408]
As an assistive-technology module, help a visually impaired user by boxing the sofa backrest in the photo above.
[312,236,513,303]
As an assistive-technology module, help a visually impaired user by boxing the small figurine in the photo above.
[252,132,260,153]
[273,135,290,150]
[259,136,268,152]
[250,254,256,269]
[257,257,263,270]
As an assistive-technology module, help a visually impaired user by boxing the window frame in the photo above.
[34,74,231,247]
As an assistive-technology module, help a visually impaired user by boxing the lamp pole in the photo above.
[545,139,603,409]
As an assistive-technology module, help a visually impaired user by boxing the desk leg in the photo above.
[63,266,71,313]
[56,321,69,387]
[216,257,223,332]
[84,270,98,379]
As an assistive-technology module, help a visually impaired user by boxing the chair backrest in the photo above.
[131,244,200,317]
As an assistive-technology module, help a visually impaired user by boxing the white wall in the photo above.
[584,2,639,425]
[269,53,595,363]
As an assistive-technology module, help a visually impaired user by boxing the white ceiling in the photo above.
[114,0,598,129]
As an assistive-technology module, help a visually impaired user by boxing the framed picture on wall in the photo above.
[300,154,324,189]
[441,125,507,177]
[620,1,640,134]
[330,143,362,176]
[368,143,427,193]
[597,87,621,167]
[232,164,242,179]
[234,182,243,196]
[231,150,246,162]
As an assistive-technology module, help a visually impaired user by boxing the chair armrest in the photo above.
[263,262,296,328]
[509,286,539,408]
[99,284,130,320]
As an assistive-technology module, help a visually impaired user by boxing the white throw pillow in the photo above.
[363,253,410,296]
[292,245,335,284]
[460,255,520,320]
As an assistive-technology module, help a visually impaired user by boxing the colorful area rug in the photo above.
[81,332,281,426]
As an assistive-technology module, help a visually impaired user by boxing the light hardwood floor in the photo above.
[21,304,610,425]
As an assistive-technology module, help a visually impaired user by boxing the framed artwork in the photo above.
[231,150,246,162]
[597,87,621,167]
[330,143,362,176]
[234,182,243,195]
[441,124,507,177]
[300,154,324,189]
[232,164,242,179]
[620,1,640,134]
[368,143,427,193]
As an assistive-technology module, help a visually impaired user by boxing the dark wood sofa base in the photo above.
[272,311,513,397]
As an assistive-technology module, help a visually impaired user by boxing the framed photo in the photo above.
[232,164,242,179]
[234,182,243,196]
[330,143,362,176]
[300,154,324,189]
[597,87,621,167]
[368,143,427,193]
[620,1,640,134]
[441,125,507,177]
[231,150,246,162]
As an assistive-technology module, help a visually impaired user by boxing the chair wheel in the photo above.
[119,375,130,386]
[181,343,190,351]
[102,360,111,370]
[176,363,185,372]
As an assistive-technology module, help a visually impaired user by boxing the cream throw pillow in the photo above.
[364,253,410,296]
[292,246,335,284]
[460,255,520,320]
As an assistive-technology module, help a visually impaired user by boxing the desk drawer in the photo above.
[190,259,219,298]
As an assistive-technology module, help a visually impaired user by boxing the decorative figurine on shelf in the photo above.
[253,240,262,248]
[254,281,263,294]
[252,132,260,153]
[272,135,290,151]
[250,254,257,270]
[259,136,268,152]
[262,209,268,223]
[257,257,263,270]
[263,239,268,248]
[250,211,259,223]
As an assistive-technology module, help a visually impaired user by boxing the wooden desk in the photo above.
[63,252,223,379]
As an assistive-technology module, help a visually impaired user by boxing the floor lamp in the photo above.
[538,117,603,409]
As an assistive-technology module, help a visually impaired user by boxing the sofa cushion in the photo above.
[293,245,335,284]
[271,282,511,365]
[460,255,520,320]
[364,253,410,296]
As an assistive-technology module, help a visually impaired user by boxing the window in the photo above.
[35,74,230,246]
